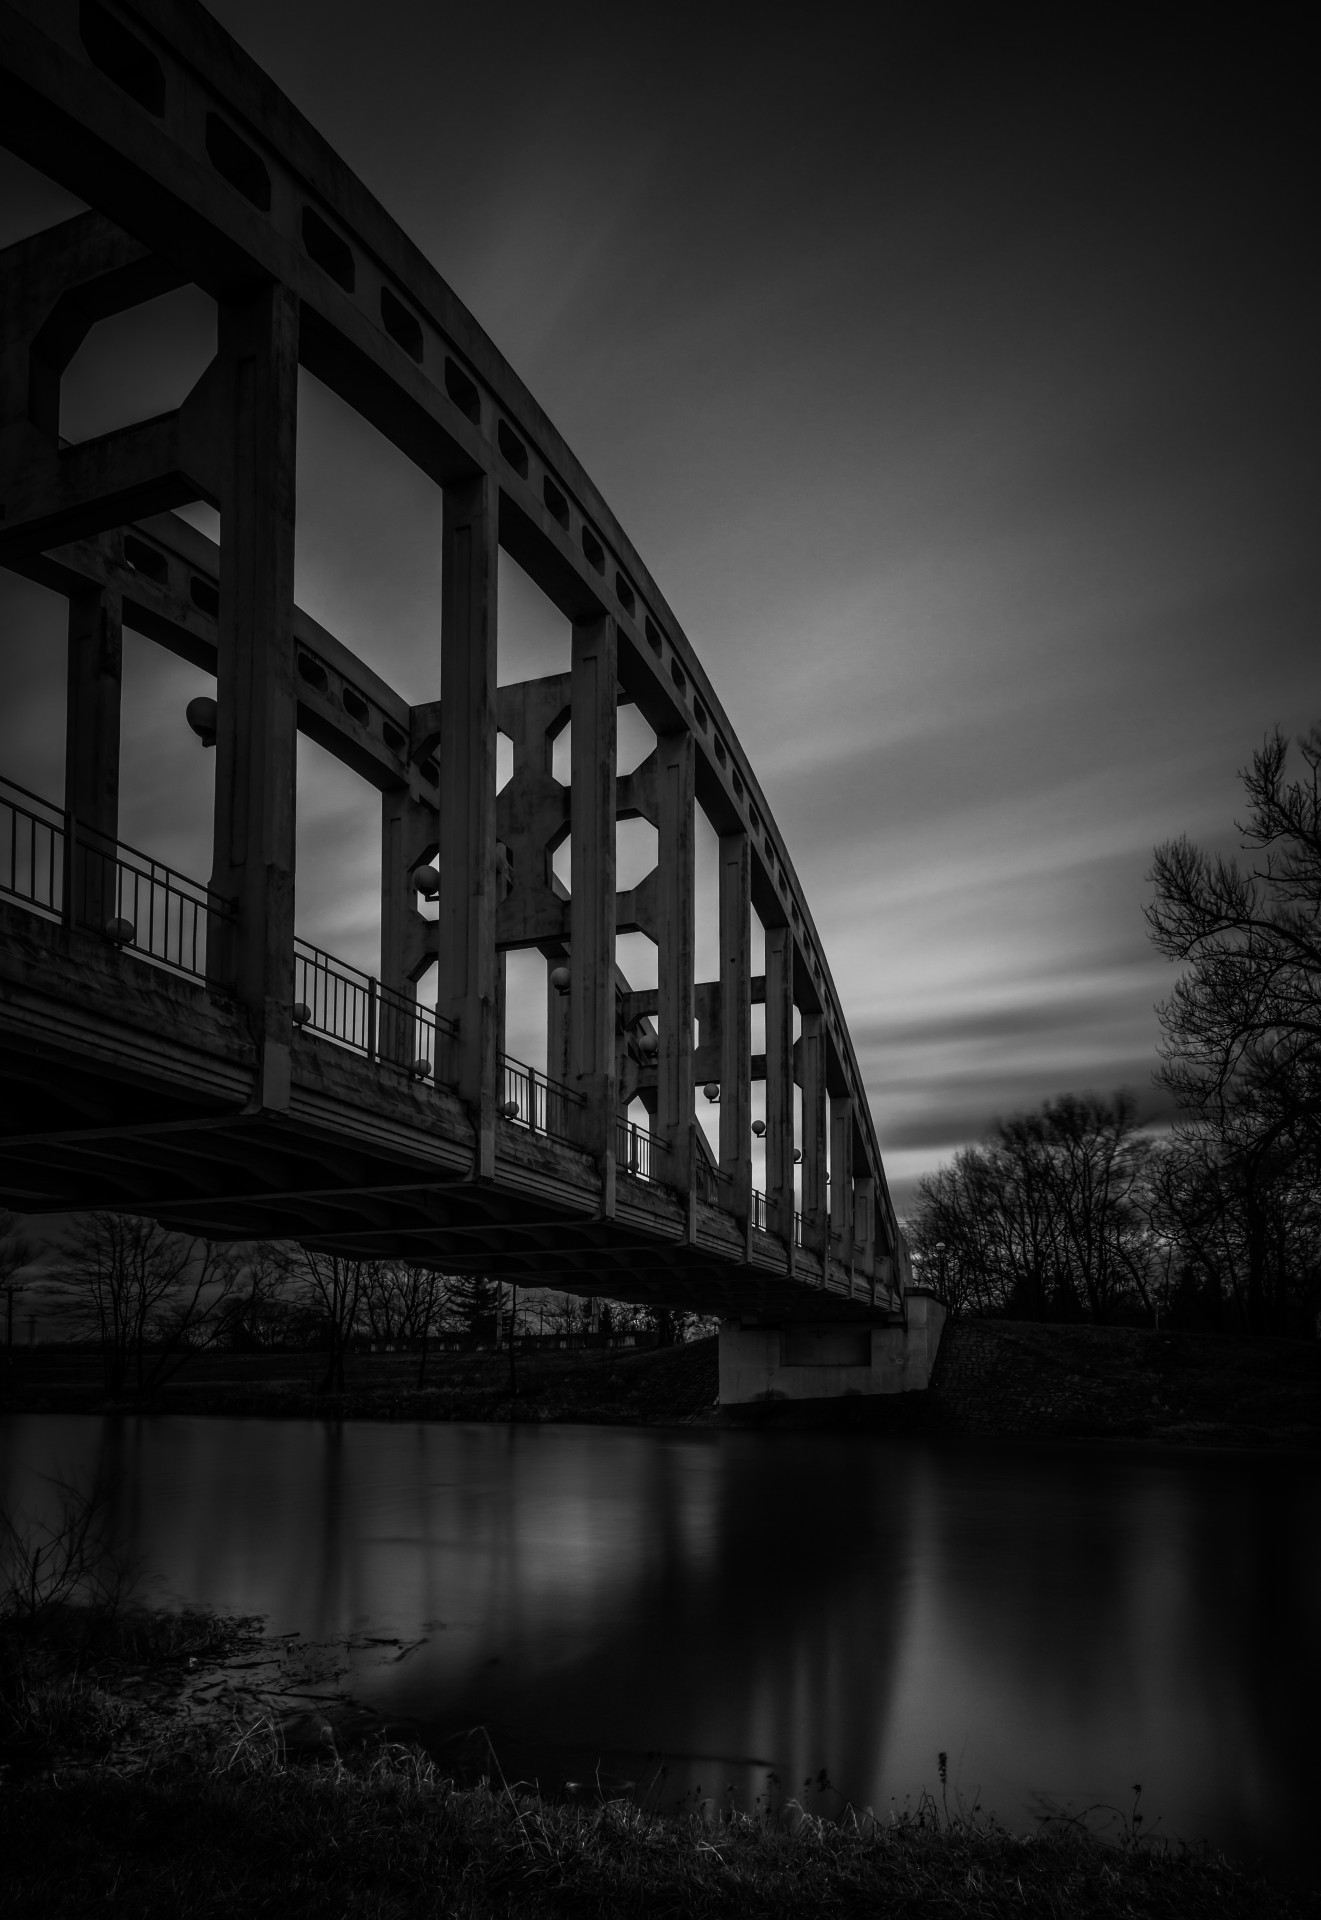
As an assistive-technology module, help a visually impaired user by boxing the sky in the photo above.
[1,4,1317,1215]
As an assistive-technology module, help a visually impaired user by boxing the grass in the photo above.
[3,1728,1315,1919]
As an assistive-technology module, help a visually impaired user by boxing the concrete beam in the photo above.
[0,402,214,565]
[655,727,695,1196]
[764,923,795,1247]
[800,1011,828,1258]
[0,210,185,441]
[207,281,299,1112]
[718,828,751,1221]
[569,613,618,1205]
[830,1090,855,1282]
[437,471,500,1173]
[63,582,122,934]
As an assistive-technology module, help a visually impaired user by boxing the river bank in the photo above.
[2,1320,1317,1449]
[2,1604,1313,1919]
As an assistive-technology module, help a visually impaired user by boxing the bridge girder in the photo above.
[0,0,907,1314]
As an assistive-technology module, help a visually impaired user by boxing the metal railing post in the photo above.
[62,810,77,931]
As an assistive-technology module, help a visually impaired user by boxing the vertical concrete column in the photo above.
[64,584,122,932]
[494,949,508,1066]
[208,282,299,1111]
[855,1171,877,1299]
[800,1010,828,1261]
[379,787,434,1065]
[545,949,571,1082]
[764,922,795,1244]
[569,614,617,1204]
[830,1089,855,1282]
[656,727,695,1197]
[437,472,500,1173]
[718,830,751,1220]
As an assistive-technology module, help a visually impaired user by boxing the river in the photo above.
[2,1414,1317,1873]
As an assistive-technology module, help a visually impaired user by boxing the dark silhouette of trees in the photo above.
[359,1261,452,1348]
[1146,725,1321,1335]
[907,1093,1154,1321]
[449,1272,503,1342]
[223,1241,298,1349]
[58,1212,241,1392]
[911,729,1321,1336]
[287,1251,371,1394]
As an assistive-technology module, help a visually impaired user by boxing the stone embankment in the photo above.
[717,1318,1321,1448]
[924,1317,1320,1447]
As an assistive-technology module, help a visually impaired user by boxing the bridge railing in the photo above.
[615,1115,664,1183]
[747,1189,810,1251]
[694,1157,729,1207]
[499,1053,583,1146]
[1,774,226,980]
[293,938,453,1084]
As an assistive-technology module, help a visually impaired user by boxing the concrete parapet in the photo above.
[718,1290,947,1404]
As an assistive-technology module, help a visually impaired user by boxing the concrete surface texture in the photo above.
[719,1293,948,1402]
[0,0,907,1357]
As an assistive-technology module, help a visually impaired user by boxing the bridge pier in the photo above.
[717,1293,946,1404]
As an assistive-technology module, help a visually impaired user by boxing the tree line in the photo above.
[0,1209,712,1397]
[907,725,1321,1339]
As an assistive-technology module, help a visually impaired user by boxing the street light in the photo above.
[185,696,217,746]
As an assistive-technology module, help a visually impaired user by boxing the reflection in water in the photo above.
[1,1416,1316,1868]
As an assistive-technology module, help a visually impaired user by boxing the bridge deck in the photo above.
[0,900,898,1322]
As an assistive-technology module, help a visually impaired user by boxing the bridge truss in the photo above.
[0,0,909,1323]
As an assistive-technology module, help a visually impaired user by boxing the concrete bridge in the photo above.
[0,0,942,1401]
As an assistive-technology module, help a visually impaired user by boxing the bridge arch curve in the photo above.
[0,0,909,1328]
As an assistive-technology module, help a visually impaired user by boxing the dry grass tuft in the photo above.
[2,1730,1314,1919]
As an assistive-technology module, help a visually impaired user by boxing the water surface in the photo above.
[2,1414,1316,1871]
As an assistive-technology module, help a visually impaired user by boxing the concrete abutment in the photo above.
[718,1290,946,1403]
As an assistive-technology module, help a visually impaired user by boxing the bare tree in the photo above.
[907,1093,1155,1323]
[359,1261,452,1347]
[219,1241,299,1349]
[1146,726,1320,1149]
[1146,725,1321,1334]
[58,1212,241,1393]
[284,1249,369,1394]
